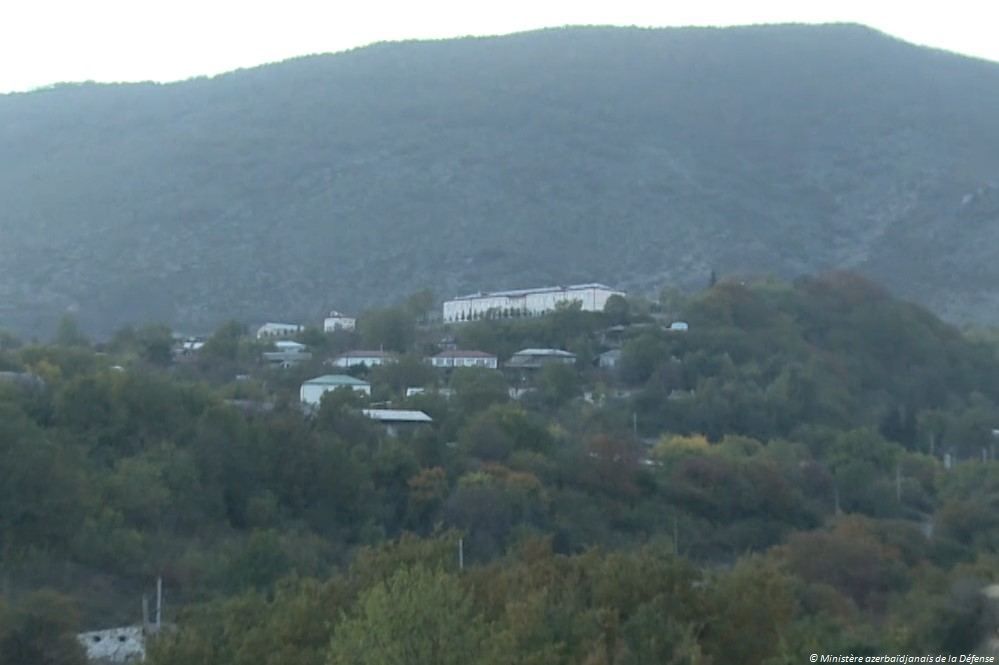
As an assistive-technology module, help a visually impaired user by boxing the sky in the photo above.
[2,0,999,94]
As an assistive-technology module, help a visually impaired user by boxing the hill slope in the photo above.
[2,24,999,335]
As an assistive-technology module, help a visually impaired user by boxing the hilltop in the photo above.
[1,24,999,336]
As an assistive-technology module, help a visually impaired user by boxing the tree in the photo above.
[449,367,508,414]
[328,565,487,665]
[535,362,580,407]
[201,320,248,362]
[0,590,87,665]
[0,328,21,351]
[53,314,88,348]
[369,354,435,397]
[602,294,630,326]
[358,307,416,352]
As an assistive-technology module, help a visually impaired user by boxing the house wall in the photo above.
[443,286,623,323]
[78,626,145,664]
[332,356,387,368]
[300,383,370,405]
[323,316,356,332]
[431,356,498,369]
[256,324,303,339]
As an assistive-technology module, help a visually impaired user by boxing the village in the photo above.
[168,282,689,442]
[64,281,696,663]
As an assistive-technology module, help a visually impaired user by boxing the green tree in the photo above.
[53,314,89,348]
[0,590,87,665]
[328,565,487,665]
[449,367,508,414]
[358,307,416,353]
[201,320,249,362]
[602,294,630,326]
[535,362,580,407]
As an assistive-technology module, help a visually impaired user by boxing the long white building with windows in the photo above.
[442,283,625,323]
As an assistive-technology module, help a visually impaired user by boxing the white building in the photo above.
[300,375,371,405]
[329,350,396,368]
[505,348,577,369]
[362,409,433,437]
[598,349,622,369]
[442,283,625,323]
[78,626,145,664]
[429,350,498,369]
[256,322,304,339]
[324,310,356,332]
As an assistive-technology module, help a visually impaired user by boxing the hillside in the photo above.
[2,274,999,660]
[2,23,999,336]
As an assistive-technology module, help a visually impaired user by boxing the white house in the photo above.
[323,310,356,332]
[598,349,622,369]
[256,322,304,339]
[362,409,433,437]
[406,387,456,399]
[505,348,577,369]
[262,340,311,368]
[77,626,145,664]
[429,350,498,369]
[669,321,689,332]
[329,350,396,368]
[442,283,626,323]
[300,375,371,405]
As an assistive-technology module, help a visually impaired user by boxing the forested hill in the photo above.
[2,23,999,336]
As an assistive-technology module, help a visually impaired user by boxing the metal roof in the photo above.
[433,350,496,358]
[512,348,576,357]
[448,283,620,301]
[362,409,433,423]
[303,374,369,386]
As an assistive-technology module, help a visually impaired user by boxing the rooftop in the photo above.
[449,283,620,301]
[303,374,370,386]
[259,322,302,329]
[512,348,576,357]
[362,409,433,423]
[433,350,496,358]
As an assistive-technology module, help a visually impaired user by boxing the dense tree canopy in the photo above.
[2,274,999,660]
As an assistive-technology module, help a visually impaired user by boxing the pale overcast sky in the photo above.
[2,0,998,94]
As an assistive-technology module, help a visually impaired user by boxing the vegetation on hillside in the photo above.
[3,24,999,337]
[1,273,998,662]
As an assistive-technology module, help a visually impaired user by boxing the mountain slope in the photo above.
[2,24,999,335]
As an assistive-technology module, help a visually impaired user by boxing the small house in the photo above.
[256,322,304,339]
[505,348,576,369]
[362,409,433,437]
[323,310,356,332]
[329,350,396,368]
[300,375,371,405]
[429,350,498,369]
[77,626,145,664]
[598,349,622,369]
[262,340,311,368]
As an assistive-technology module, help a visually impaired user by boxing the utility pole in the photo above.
[156,577,163,630]
[895,464,902,503]
[458,538,464,571]
[673,516,679,556]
